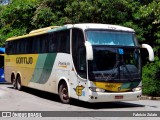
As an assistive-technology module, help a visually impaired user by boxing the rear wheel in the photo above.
[16,76,22,91]
[12,78,17,89]
[58,82,70,104]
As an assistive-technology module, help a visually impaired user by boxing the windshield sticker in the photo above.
[118,49,124,55]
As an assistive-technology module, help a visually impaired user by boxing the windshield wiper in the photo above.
[104,60,120,81]
[121,60,134,82]
[104,59,134,82]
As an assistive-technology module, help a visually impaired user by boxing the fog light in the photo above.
[89,95,94,99]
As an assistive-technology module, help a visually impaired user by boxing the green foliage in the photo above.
[0,0,38,36]
[0,0,10,4]
[142,57,160,96]
[32,7,55,28]
[32,0,68,27]
[0,0,159,96]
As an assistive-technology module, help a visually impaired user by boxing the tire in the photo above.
[16,76,22,91]
[58,82,70,104]
[12,78,17,89]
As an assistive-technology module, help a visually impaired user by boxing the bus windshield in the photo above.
[86,30,135,46]
[88,46,141,82]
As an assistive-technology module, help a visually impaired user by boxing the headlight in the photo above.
[89,87,105,92]
[132,87,142,92]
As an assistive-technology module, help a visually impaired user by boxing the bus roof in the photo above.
[6,23,135,41]
[73,23,135,32]
[48,23,135,32]
[6,26,59,41]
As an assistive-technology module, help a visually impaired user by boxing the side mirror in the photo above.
[85,41,93,60]
[142,44,154,61]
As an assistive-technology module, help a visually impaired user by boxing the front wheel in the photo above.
[58,82,70,104]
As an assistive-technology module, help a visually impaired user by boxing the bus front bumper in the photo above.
[87,90,142,103]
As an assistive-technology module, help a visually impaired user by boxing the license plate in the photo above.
[115,95,123,99]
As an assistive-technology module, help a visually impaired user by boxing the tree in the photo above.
[0,0,38,44]
[134,0,160,95]
[31,0,68,28]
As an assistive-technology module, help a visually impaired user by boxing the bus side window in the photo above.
[13,41,17,54]
[5,42,10,54]
[27,38,33,53]
[78,47,87,78]
[6,41,16,54]
[41,34,49,53]
[56,30,70,53]
[49,33,57,53]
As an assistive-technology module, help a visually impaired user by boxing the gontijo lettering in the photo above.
[16,57,33,64]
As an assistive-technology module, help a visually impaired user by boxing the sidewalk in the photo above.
[141,95,160,100]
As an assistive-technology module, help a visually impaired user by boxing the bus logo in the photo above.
[58,61,70,68]
[16,57,33,64]
[74,85,85,96]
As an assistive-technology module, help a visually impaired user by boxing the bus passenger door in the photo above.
[71,28,87,101]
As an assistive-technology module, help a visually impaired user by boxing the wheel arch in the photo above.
[11,72,16,83]
[16,72,22,84]
[57,77,70,97]
[16,72,21,79]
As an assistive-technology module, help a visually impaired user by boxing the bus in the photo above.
[0,47,5,82]
[5,23,154,103]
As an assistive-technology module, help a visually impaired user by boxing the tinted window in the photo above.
[6,30,70,54]
[72,29,87,79]
[86,30,135,46]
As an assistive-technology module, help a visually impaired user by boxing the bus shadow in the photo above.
[70,99,145,109]
[8,86,60,103]
[8,86,145,109]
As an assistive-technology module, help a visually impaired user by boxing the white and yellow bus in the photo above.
[5,23,154,103]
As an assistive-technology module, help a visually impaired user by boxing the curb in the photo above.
[140,96,160,100]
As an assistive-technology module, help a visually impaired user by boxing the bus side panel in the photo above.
[5,52,86,100]
[53,53,78,99]
[5,54,38,85]
[28,53,57,91]
[28,53,78,99]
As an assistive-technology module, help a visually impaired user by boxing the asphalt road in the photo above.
[0,84,160,120]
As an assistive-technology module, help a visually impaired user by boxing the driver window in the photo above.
[72,29,87,79]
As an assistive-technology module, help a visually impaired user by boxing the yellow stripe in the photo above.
[93,82,130,92]
[6,26,59,41]
[58,65,67,68]
[0,54,4,56]
[6,31,47,41]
